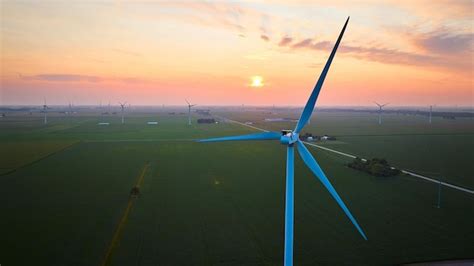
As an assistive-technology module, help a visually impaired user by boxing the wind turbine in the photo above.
[68,101,73,115]
[186,99,196,125]
[198,17,366,266]
[99,100,103,122]
[374,102,388,125]
[429,105,433,124]
[119,102,127,124]
[42,99,49,124]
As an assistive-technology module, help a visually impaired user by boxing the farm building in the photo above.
[196,109,211,115]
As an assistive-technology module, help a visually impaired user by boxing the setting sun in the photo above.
[250,76,264,88]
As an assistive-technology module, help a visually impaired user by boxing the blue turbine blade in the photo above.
[284,145,295,266]
[294,17,350,134]
[197,131,280,142]
[296,141,367,240]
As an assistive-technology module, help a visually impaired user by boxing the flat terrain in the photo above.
[0,109,473,265]
[223,110,474,189]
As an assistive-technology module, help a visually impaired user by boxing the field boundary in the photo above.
[100,162,150,266]
[84,138,195,143]
[0,141,81,177]
[218,116,474,195]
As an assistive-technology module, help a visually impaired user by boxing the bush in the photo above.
[348,157,400,177]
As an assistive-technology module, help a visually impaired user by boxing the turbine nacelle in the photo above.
[280,130,299,145]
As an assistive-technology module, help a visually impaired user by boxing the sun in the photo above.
[250,76,264,87]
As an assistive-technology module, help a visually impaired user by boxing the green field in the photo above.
[224,111,474,189]
[0,110,473,265]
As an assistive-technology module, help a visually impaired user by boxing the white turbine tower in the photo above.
[68,101,73,115]
[429,105,433,124]
[119,102,127,124]
[374,102,388,125]
[186,99,196,126]
[99,100,103,121]
[43,99,48,124]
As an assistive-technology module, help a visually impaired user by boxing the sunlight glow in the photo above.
[250,76,264,88]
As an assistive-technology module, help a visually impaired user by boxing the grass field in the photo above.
[0,110,473,265]
[222,111,474,189]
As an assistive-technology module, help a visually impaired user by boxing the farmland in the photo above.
[0,108,473,265]
[223,110,474,189]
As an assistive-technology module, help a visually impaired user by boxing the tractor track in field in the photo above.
[217,116,474,195]
[100,162,150,266]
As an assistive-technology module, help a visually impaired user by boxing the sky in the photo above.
[1,0,473,106]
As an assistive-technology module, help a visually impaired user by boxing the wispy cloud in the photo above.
[292,38,313,49]
[413,31,473,55]
[139,2,249,34]
[19,74,147,84]
[260,34,270,41]
[277,28,472,72]
[278,36,293,47]
[20,74,102,82]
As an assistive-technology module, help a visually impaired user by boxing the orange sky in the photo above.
[1,1,472,106]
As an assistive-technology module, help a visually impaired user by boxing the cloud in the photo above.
[20,74,102,82]
[142,2,249,34]
[277,31,472,72]
[19,74,148,84]
[414,31,473,55]
[260,34,270,41]
[292,38,313,48]
[278,37,293,46]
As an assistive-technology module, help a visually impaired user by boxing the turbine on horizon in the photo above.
[374,102,388,125]
[186,99,196,126]
[42,99,49,124]
[429,105,433,124]
[68,101,73,115]
[198,17,366,266]
[119,102,127,124]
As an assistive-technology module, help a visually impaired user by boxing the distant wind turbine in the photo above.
[186,99,196,125]
[99,101,103,121]
[68,101,73,115]
[199,17,366,266]
[374,102,388,125]
[119,102,127,124]
[43,99,49,124]
[429,105,433,124]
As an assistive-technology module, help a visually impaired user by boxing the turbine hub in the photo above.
[280,130,299,145]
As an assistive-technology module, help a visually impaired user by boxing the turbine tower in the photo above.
[186,99,196,126]
[43,99,48,124]
[68,101,73,115]
[429,105,433,124]
[199,17,366,266]
[99,100,103,122]
[119,102,127,124]
[374,102,388,125]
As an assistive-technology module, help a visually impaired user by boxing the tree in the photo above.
[348,157,400,177]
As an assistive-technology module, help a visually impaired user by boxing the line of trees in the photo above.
[197,118,216,124]
[348,158,400,177]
